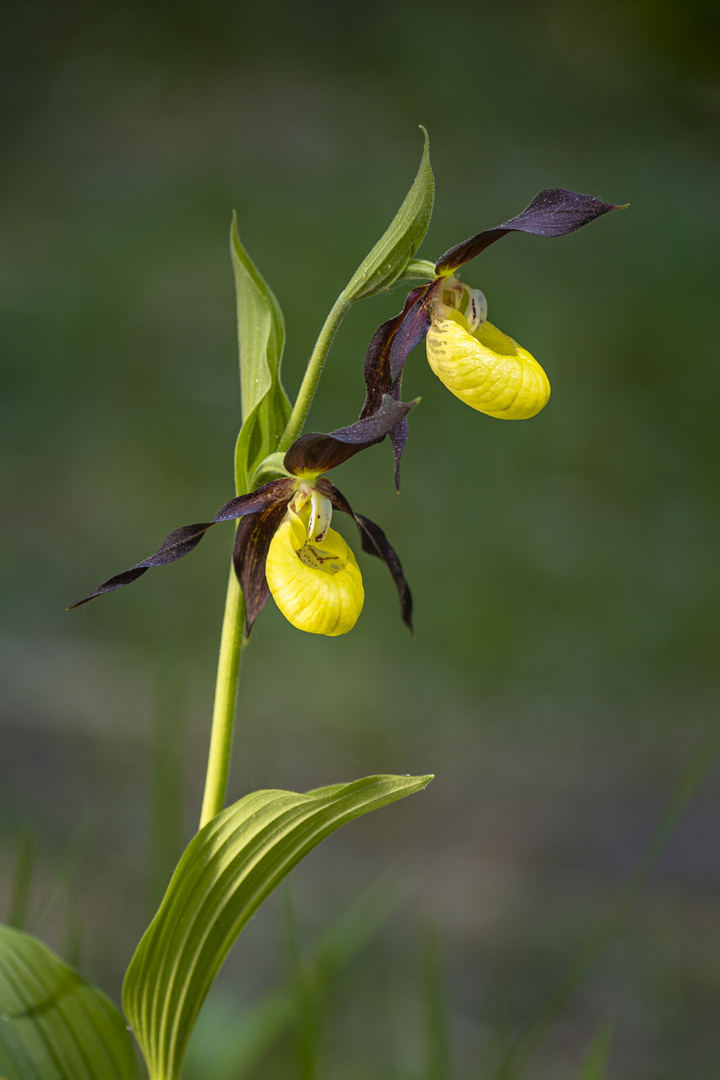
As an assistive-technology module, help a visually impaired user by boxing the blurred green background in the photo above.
[2,0,720,1076]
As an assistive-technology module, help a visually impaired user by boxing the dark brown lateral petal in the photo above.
[67,521,215,608]
[358,285,436,491]
[317,478,413,633]
[212,478,296,523]
[435,189,623,273]
[233,497,292,636]
[361,285,430,418]
[384,285,437,490]
[68,480,296,609]
[355,512,413,632]
[388,284,436,384]
[284,395,417,477]
[389,413,409,495]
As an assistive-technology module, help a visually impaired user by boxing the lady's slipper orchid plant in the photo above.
[362,188,622,487]
[6,137,628,1080]
[70,396,414,637]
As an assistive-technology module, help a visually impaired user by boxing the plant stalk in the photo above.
[199,562,246,829]
[279,293,352,451]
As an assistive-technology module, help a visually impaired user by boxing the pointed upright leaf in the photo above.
[231,216,292,493]
[122,774,432,1080]
[341,128,435,303]
[0,924,137,1080]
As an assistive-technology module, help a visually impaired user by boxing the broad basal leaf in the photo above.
[0,924,137,1080]
[341,128,435,303]
[123,773,432,1080]
[231,216,292,493]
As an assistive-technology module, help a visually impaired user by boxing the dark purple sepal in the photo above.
[68,479,298,610]
[388,284,436,384]
[317,479,413,633]
[435,188,623,273]
[67,521,215,608]
[233,497,292,637]
[212,478,296,523]
[284,395,417,477]
[385,285,437,490]
[359,285,435,491]
[389,414,409,494]
[361,285,430,417]
[355,512,413,632]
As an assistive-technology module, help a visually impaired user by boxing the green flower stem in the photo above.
[200,293,352,828]
[278,293,352,452]
[199,562,246,829]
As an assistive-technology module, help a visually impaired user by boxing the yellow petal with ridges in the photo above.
[266,513,364,636]
[426,315,551,419]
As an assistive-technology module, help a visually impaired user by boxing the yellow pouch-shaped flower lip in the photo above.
[265,509,364,636]
[426,311,551,419]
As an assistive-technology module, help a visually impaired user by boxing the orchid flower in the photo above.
[70,397,414,637]
[362,188,623,487]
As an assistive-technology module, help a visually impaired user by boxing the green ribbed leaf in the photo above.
[0,924,137,1080]
[340,128,435,303]
[230,217,292,494]
[123,773,432,1080]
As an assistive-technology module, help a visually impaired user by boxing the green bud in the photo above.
[250,451,291,488]
[397,258,437,283]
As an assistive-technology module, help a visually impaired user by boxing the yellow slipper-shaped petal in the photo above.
[266,510,364,636]
[426,311,551,419]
